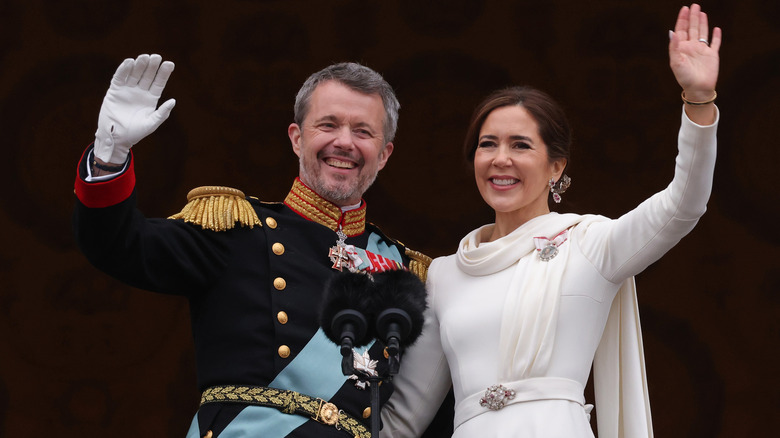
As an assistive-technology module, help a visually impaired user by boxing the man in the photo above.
[73,54,435,437]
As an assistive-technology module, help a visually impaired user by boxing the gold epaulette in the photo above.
[168,186,262,231]
[405,248,433,283]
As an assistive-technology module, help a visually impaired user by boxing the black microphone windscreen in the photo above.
[320,271,375,347]
[370,269,428,347]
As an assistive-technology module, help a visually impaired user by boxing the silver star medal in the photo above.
[349,349,379,389]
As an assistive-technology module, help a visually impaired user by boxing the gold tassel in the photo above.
[168,186,262,231]
[405,248,432,283]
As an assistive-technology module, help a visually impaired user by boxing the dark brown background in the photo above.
[1,0,778,436]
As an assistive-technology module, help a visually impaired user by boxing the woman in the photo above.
[382,4,720,437]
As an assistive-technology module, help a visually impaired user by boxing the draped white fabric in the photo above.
[456,214,586,380]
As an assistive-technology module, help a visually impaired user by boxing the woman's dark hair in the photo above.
[463,86,572,169]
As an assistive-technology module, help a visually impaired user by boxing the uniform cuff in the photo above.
[74,145,136,208]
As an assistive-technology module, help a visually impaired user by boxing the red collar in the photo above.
[283,178,366,237]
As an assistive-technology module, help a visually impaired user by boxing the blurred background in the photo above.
[0,0,778,436]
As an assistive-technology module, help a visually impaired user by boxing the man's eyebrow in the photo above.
[313,115,339,124]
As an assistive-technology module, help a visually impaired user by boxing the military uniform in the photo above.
[73,146,431,438]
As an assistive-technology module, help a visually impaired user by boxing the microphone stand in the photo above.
[341,348,399,438]
[361,308,411,437]
[332,309,391,436]
[368,374,383,438]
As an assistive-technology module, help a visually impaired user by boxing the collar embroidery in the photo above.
[283,178,366,237]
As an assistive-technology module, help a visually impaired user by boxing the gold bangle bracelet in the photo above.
[681,90,717,106]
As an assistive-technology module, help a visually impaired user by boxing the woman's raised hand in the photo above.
[669,4,720,122]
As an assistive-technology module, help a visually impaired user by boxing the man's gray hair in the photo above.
[294,62,400,143]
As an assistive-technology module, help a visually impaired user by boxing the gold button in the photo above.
[273,277,287,290]
[383,347,389,359]
[266,217,278,229]
[272,242,285,255]
[277,311,288,324]
[363,407,371,418]
[278,345,290,358]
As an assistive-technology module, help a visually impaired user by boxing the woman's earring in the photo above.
[550,174,571,203]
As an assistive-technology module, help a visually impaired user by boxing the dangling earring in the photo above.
[549,174,571,203]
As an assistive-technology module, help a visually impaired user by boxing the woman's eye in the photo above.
[513,142,531,149]
[477,141,495,148]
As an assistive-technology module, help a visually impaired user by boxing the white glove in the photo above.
[94,54,176,164]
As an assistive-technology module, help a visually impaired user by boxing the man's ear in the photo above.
[376,142,394,171]
[288,123,302,157]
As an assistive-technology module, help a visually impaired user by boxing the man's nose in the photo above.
[333,126,354,149]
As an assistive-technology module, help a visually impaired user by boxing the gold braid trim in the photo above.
[405,248,432,283]
[201,385,370,438]
[284,178,366,237]
[284,191,340,228]
[168,186,262,231]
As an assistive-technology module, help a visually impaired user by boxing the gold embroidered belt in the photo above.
[200,385,370,438]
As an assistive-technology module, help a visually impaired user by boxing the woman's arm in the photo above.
[578,4,721,283]
[381,259,453,437]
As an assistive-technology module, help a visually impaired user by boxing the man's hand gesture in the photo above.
[94,54,176,165]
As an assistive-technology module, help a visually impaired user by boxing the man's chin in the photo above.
[321,167,357,181]
[314,181,360,205]
[300,168,370,205]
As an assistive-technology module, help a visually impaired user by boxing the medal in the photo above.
[328,226,366,273]
[539,244,559,261]
[348,349,379,389]
[533,229,569,262]
[328,226,403,273]
[328,227,352,271]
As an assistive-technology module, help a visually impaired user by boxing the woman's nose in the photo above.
[492,146,511,167]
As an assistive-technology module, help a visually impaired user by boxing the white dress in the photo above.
[381,108,718,438]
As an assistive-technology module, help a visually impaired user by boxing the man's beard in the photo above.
[298,154,379,206]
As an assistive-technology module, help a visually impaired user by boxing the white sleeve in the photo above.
[381,259,452,437]
[84,149,130,182]
[579,106,719,283]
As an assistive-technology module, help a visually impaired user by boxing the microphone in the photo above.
[320,268,428,438]
[320,271,375,375]
[369,269,428,374]
[320,269,428,376]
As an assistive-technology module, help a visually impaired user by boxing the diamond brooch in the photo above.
[479,384,516,411]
